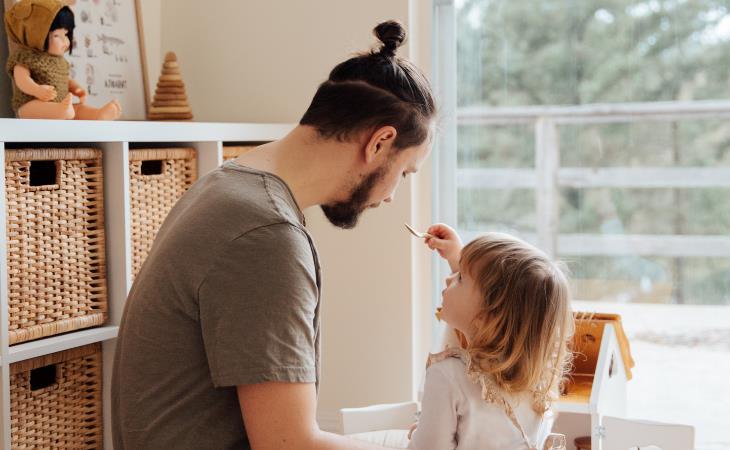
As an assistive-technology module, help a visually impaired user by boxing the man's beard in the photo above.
[321,166,386,229]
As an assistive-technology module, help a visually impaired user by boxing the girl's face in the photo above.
[47,28,70,56]
[439,266,484,341]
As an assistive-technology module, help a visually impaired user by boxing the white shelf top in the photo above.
[0,119,294,143]
[6,326,119,365]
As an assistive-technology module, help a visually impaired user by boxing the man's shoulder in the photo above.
[236,221,311,250]
[210,164,303,226]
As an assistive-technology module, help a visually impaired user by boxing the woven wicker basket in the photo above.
[5,148,107,345]
[222,145,256,161]
[10,343,103,449]
[129,148,197,278]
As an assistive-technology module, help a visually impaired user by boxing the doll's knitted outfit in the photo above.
[6,47,69,113]
[4,0,70,114]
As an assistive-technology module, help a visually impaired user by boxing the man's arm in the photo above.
[238,382,397,450]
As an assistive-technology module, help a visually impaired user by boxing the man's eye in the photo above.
[402,172,408,179]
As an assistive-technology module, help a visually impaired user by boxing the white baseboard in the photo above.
[317,409,342,434]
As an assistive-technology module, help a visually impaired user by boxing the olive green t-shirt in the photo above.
[112,161,321,449]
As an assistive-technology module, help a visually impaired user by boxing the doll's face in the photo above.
[47,28,70,56]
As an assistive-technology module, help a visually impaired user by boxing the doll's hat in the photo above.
[4,0,67,51]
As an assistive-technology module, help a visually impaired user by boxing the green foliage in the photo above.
[455,0,730,304]
[457,0,730,106]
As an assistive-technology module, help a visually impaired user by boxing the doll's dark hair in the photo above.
[45,6,75,54]
[299,20,436,150]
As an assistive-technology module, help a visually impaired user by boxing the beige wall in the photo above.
[160,0,413,123]
[155,0,436,428]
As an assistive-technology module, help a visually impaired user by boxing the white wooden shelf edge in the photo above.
[6,326,119,365]
[0,119,294,143]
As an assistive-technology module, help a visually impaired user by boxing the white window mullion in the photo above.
[433,0,458,347]
[535,118,559,258]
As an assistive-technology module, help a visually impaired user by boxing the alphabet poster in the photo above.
[67,0,148,120]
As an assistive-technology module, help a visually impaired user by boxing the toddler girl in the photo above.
[408,224,573,450]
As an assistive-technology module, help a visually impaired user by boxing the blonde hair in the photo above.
[460,233,573,413]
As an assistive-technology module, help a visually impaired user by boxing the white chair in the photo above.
[340,401,418,435]
[601,415,694,450]
[339,401,417,448]
[338,326,457,446]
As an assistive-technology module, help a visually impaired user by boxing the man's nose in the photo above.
[383,195,393,203]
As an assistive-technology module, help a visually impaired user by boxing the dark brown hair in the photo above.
[300,20,436,150]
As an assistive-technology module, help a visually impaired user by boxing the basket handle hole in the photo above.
[30,364,57,390]
[141,160,164,175]
[29,160,58,186]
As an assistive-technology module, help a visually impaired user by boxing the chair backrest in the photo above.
[602,415,694,450]
[339,401,418,435]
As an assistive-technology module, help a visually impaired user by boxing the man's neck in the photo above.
[233,126,359,210]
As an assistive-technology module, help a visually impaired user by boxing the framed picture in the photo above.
[4,0,149,120]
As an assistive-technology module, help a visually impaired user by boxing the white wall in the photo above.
[157,0,437,429]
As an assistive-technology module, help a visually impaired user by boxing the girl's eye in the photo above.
[402,172,407,179]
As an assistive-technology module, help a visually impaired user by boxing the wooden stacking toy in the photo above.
[148,52,194,121]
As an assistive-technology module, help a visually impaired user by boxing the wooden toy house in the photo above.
[554,312,635,450]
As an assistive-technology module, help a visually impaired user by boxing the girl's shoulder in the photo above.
[426,346,469,371]
[427,346,520,407]
[425,347,474,388]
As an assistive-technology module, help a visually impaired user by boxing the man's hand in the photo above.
[424,223,463,273]
[237,382,397,450]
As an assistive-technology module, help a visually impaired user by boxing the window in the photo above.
[434,1,730,448]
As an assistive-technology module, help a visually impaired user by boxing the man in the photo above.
[112,20,436,449]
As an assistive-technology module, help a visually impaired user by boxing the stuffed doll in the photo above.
[5,0,121,119]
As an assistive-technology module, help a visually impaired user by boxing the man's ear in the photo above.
[362,126,397,164]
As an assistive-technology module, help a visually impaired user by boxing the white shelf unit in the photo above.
[0,119,293,450]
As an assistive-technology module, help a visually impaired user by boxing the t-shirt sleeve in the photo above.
[408,363,460,450]
[198,223,319,388]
